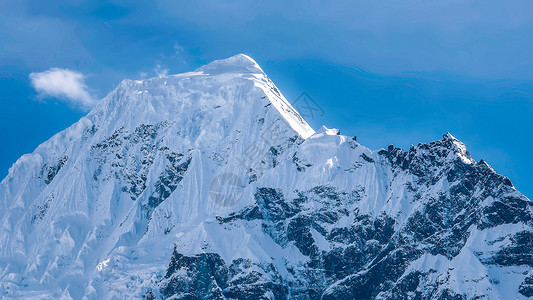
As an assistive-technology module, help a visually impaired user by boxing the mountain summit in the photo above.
[196,53,264,74]
[1,55,531,299]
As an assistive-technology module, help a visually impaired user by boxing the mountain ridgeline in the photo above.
[0,55,531,299]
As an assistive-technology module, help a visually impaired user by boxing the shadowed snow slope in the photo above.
[1,55,531,299]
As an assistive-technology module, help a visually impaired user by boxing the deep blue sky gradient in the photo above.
[1,0,532,197]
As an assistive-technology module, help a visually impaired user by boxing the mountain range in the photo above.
[1,54,531,299]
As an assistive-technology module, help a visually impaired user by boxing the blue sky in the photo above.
[1,0,532,197]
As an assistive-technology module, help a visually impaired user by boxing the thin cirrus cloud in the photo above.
[153,64,169,78]
[29,68,97,111]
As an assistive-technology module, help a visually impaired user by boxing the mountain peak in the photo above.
[441,132,475,164]
[196,53,264,75]
[443,132,458,141]
[85,54,314,143]
[313,125,340,137]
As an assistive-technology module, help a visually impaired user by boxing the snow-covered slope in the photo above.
[1,54,531,299]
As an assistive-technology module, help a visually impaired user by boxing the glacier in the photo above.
[0,54,532,299]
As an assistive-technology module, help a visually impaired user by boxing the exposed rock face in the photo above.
[0,55,531,299]
[158,133,532,299]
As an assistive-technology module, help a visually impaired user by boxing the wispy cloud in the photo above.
[173,42,188,66]
[154,64,169,78]
[29,68,97,111]
[174,42,184,56]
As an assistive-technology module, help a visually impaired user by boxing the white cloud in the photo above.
[29,68,97,110]
[173,42,188,66]
[154,64,169,78]
[173,42,184,55]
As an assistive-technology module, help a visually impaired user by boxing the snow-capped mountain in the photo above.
[1,54,531,299]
